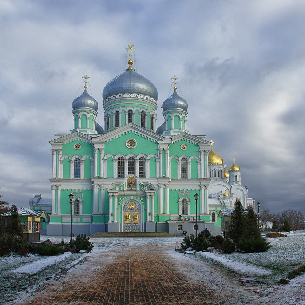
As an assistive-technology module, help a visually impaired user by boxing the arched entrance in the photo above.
[123,200,141,232]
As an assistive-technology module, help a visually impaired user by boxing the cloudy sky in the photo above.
[1,0,305,214]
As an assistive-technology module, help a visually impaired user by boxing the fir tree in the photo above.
[272,220,279,231]
[6,205,24,237]
[228,200,245,244]
[242,206,261,240]
[282,219,291,232]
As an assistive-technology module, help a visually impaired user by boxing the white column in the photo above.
[158,184,163,214]
[135,158,139,177]
[124,159,128,177]
[57,186,61,215]
[87,115,89,129]
[170,115,173,130]
[125,111,128,125]
[57,151,62,178]
[151,193,155,221]
[165,184,169,214]
[159,149,163,177]
[114,195,117,222]
[59,160,63,178]
[52,151,57,178]
[100,149,104,177]
[94,149,98,177]
[179,115,182,130]
[108,194,113,222]
[93,185,98,214]
[177,160,181,179]
[103,159,107,178]
[165,149,169,177]
[51,186,56,214]
[99,186,105,214]
[78,116,81,129]
[200,150,204,178]
[146,193,150,222]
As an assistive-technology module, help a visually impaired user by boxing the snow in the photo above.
[198,251,272,275]
[12,252,72,275]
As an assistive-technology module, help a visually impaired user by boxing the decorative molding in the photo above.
[50,132,93,145]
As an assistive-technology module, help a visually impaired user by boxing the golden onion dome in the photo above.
[224,170,229,178]
[208,141,223,165]
[229,158,240,171]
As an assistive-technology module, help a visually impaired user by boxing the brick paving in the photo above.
[24,245,226,305]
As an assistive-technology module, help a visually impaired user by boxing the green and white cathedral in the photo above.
[48,48,254,236]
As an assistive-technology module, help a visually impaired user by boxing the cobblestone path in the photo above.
[24,245,225,304]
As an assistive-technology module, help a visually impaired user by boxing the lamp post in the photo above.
[194,193,199,238]
[69,193,74,244]
[257,202,261,230]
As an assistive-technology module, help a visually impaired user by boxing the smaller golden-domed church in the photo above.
[47,45,254,236]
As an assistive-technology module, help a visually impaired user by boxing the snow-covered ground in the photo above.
[1,232,305,304]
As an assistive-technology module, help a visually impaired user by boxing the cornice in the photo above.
[171,132,210,145]
[50,132,93,145]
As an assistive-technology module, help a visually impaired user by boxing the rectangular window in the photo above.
[115,111,119,127]
[74,158,81,178]
[128,158,135,175]
[141,111,146,128]
[150,115,154,130]
[128,110,133,123]
[181,158,187,179]
[118,157,125,178]
[139,158,145,178]
[74,200,80,215]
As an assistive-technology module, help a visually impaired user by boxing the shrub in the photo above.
[238,238,271,253]
[266,232,287,238]
[209,235,224,249]
[222,238,235,254]
[73,234,93,252]
[32,239,63,256]
[0,233,28,256]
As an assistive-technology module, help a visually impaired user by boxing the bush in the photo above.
[266,232,287,238]
[238,238,271,253]
[73,234,93,252]
[31,239,64,256]
[222,238,235,254]
[0,233,28,256]
[209,235,224,249]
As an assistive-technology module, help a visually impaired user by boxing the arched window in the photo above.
[235,175,238,182]
[118,157,125,178]
[115,111,119,127]
[150,115,154,130]
[181,158,188,179]
[128,157,135,175]
[74,197,80,215]
[182,198,188,215]
[139,157,145,178]
[106,115,110,130]
[128,110,133,123]
[211,212,216,222]
[74,158,81,178]
[141,111,146,128]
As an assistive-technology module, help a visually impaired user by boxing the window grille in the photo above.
[74,158,81,178]
[141,111,146,128]
[139,157,145,178]
[150,115,154,130]
[128,157,135,175]
[181,158,187,179]
[74,198,80,215]
[182,198,188,215]
[115,111,119,127]
[118,157,125,178]
[211,212,216,222]
[128,110,133,123]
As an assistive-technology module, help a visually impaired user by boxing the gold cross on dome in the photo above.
[126,44,136,61]
[171,75,178,90]
[210,140,214,147]
[233,157,236,164]
[82,75,90,89]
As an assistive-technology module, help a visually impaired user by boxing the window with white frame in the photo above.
[182,198,188,215]
[74,158,81,178]
[128,157,135,175]
[74,197,80,215]
[141,111,146,128]
[118,157,125,178]
[181,158,188,179]
[115,111,119,127]
[128,110,133,123]
[139,157,145,178]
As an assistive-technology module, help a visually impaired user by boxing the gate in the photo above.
[123,200,141,232]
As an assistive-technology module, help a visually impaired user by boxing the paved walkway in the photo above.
[24,245,225,304]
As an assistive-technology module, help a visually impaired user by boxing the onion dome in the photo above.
[208,141,223,165]
[72,89,98,111]
[224,170,229,178]
[229,158,240,171]
[162,89,188,112]
[103,67,158,101]
[156,122,166,135]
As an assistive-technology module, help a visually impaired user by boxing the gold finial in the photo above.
[126,44,136,70]
[210,140,214,147]
[233,157,236,164]
[82,75,90,89]
[171,75,178,90]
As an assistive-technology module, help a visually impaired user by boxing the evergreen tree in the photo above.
[242,206,261,240]
[228,200,244,244]
[282,219,291,232]
[6,205,24,237]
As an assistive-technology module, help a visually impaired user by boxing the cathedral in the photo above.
[47,46,254,236]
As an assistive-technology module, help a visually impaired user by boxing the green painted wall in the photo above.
[107,157,114,178]
[84,158,91,178]
[191,159,198,179]
[121,109,126,126]
[74,115,78,129]
[63,158,70,178]
[167,116,171,130]
[62,139,94,157]
[81,114,87,128]
[89,115,93,129]
[169,140,199,158]
[135,110,139,125]
[174,115,179,129]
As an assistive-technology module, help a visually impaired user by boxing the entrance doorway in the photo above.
[123,200,141,232]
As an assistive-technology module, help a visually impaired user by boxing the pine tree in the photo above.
[242,206,261,240]
[228,200,245,244]
[6,205,24,237]
[282,219,291,232]
[272,220,279,231]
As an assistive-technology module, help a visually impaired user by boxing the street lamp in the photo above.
[194,193,199,238]
[69,193,74,244]
[257,202,261,230]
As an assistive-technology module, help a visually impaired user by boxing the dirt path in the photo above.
[20,245,228,305]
